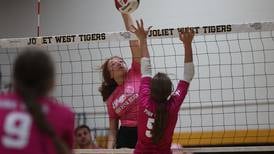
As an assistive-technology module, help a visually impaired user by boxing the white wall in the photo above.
[0,0,36,38]
[1,0,274,38]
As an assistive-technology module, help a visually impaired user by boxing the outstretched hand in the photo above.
[129,19,152,41]
[179,28,195,45]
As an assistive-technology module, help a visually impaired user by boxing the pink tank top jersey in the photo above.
[107,60,141,127]
[0,93,74,154]
[134,77,189,154]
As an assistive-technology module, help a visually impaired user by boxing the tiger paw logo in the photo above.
[250,23,262,30]
[125,86,134,94]
[120,32,131,39]
[118,0,126,5]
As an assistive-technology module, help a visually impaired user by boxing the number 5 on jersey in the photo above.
[145,117,155,138]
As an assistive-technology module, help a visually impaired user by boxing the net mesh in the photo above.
[0,22,274,149]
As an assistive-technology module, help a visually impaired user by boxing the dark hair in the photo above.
[99,56,124,102]
[13,48,70,154]
[150,72,173,144]
[74,124,91,135]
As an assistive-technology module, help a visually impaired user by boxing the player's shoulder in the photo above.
[128,60,141,75]
[0,92,20,109]
[0,92,18,99]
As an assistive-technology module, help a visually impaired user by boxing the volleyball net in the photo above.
[0,22,274,151]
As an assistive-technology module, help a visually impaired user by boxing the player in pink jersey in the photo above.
[130,19,195,154]
[99,13,141,149]
[0,48,74,154]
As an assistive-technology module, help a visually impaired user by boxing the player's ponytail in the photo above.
[13,48,70,154]
[150,72,172,144]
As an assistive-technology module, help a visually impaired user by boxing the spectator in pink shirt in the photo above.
[130,19,195,154]
[0,48,74,154]
[99,13,141,149]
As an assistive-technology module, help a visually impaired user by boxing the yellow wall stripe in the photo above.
[95,129,274,148]
[172,129,274,146]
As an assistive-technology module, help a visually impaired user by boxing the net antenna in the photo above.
[36,0,41,37]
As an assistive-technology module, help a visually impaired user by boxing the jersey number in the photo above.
[1,112,32,149]
[145,117,155,138]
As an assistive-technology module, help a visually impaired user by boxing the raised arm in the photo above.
[129,19,151,58]
[179,28,195,82]
[170,29,195,111]
[179,28,194,63]
[121,13,141,63]
[130,19,153,99]
[130,19,152,76]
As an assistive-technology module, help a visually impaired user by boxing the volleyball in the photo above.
[115,0,140,14]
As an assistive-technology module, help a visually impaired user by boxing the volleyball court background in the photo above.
[0,22,274,150]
